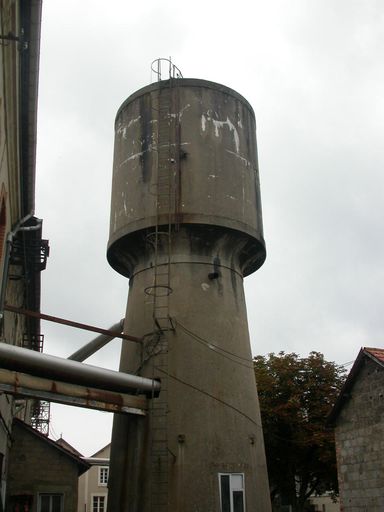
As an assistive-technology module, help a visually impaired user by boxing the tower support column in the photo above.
[108,229,271,511]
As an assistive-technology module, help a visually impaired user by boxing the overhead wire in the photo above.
[176,320,254,369]
[155,366,263,431]
[155,366,313,446]
[140,324,313,445]
[162,324,337,446]
[340,360,354,367]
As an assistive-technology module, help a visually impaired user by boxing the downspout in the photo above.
[0,213,42,328]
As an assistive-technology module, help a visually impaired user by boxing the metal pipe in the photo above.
[0,212,36,323]
[4,305,142,343]
[68,319,125,362]
[17,223,42,232]
[0,343,160,395]
[0,368,148,416]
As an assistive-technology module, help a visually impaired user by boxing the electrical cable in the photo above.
[142,327,308,445]
[155,366,264,431]
[149,353,319,450]
[176,320,254,369]
[155,361,331,447]
[157,367,310,446]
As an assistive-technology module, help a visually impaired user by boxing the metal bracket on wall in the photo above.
[0,30,28,50]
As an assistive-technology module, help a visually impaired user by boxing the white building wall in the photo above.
[78,444,110,512]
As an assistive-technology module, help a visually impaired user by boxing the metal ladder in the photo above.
[146,77,180,512]
[152,87,174,331]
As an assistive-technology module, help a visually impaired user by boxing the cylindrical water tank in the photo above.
[107,79,265,277]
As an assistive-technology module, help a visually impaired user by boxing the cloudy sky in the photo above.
[35,0,384,455]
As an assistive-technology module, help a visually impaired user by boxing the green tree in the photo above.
[254,351,346,512]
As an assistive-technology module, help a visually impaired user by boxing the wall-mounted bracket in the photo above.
[0,30,28,50]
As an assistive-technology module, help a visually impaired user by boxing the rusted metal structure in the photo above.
[4,305,139,342]
[0,305,153,415]
[0,342,160,415]
[107,72,271,511]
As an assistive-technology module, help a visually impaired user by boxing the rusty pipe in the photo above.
[4,306,141,343]
[0,343,160,395]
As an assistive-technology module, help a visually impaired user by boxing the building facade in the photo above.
[0,1,48,509]
[328,347,384,511]
[6,419,89,512]
[78,444,110,512]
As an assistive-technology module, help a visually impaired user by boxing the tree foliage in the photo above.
[254,351,346,512]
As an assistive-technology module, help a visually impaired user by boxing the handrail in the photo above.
[150,57,183,82]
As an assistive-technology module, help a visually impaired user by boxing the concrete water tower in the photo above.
[107,62,271,512]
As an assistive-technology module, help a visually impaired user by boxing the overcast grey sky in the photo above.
[35,0,384,455]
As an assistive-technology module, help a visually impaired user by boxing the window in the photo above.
[219,473,245,512]
[98,466,109,486]
[9,494,33,511]
[92,495,106,512]
[37,494,63,512]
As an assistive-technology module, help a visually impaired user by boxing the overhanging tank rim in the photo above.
[108,215,264,250]
[107,223,266,279]
[114,78,255,127]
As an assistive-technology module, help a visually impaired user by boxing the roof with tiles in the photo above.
[327,346,384,425]
[363,347,384,365]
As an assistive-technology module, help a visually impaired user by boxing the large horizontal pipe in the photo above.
[0,369,147,416]
[0,343,160,395]
[68,319,124,362]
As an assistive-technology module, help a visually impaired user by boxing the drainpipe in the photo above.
[0,213,42,326]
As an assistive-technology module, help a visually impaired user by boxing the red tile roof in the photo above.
[363,347,384,364]
[327,346,384,425]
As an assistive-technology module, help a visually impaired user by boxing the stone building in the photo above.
[78,444,110,512]
[328,347,384,511]
[6,419,89,512]
[0,1,49,510]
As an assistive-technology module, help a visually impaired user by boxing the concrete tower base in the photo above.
[108,227,271,512]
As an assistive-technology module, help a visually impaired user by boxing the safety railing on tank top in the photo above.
[151,57,183,82]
